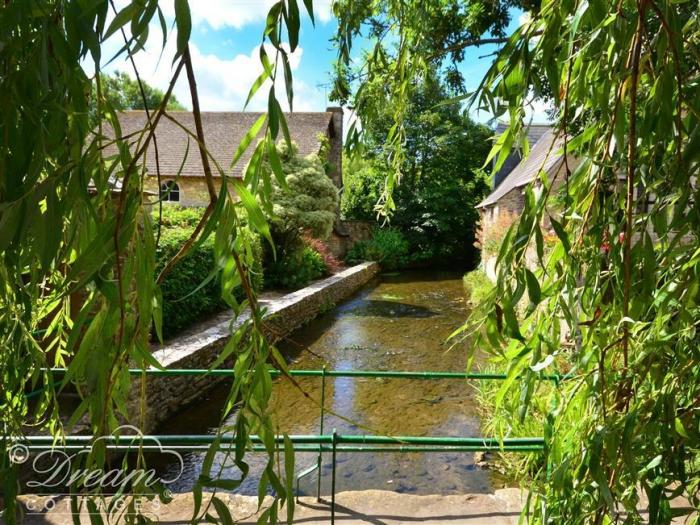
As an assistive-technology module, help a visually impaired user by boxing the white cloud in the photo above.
[92,1,334,111]
[159,0,333,30]
[94,25,327,112]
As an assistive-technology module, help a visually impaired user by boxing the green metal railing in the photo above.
[38,366,565,381]
[13,433,544,523]
[26,366,564,399]
[19,366,553,523]
[17,433,545,449]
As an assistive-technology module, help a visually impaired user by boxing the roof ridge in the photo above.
[477,128,565,209]
[106,110,335,180]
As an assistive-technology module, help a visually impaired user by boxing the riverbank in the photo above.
[149,270,489,495]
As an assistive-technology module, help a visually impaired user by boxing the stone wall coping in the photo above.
[152,262,379,368]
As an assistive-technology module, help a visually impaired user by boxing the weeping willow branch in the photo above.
[103,56,185,435]
[425,32,543,61]
[155,46,223,286]
[183,45,219,202]
[621,1,646,376]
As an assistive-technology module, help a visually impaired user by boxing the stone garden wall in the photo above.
[128,262,380,432]
[327,220,373,259]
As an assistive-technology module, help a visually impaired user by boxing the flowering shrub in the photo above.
[302,232,343,274]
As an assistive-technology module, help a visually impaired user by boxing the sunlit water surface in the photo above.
[149,271,492,495]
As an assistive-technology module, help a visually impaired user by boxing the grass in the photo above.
[475,366,550,485]
[463,269,494,305]
[463,268,548,485]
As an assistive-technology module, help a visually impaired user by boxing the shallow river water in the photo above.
[151,270,492,495]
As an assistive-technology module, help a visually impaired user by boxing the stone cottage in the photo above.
[475,125,574,280]
[476,125,567,230]
[112,107,344,207]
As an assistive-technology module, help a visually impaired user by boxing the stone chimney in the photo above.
[326,106,343,189]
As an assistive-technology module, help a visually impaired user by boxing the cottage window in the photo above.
[160,181,180,202]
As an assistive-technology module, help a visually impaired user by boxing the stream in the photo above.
[149,270,492,495]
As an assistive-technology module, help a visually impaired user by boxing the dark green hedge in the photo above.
[155,207,263,339]
[345,228,411,270]
[264,246,326,290]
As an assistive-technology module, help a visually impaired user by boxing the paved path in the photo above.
[17,488,697,524]
[17,490,525,524]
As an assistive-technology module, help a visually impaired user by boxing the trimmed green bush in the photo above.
[153,205,203,229]
[263,140,339,254]
[264,246,326,290]
[154,206,263,338]
[345,228,410,271]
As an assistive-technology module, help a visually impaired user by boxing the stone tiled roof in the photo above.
[107,111,334,178]
[492,122,553,189]
[477,128,565,208]
[494,121,551,146]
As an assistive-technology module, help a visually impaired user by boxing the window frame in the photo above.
[160,180,181,203]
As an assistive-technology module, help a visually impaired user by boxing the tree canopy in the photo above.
[95,70,186,112]
[342,73,490,268]
[332,0,541,212]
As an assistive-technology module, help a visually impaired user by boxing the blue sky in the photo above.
[104,1,549,126]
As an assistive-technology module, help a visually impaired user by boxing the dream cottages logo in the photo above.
[6,425,184,516]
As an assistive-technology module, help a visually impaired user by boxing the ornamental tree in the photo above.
[264,140,339,248]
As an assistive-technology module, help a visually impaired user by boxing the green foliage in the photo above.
[341,156,386,221]
[94,70,186,111]
[462,269,493,306]
[264,246,327,290]
[341,74,490,268]
[338,0,700,523]
[0,0,307,522]
[155,208,263,337]
[153,204,204,228]
[265,140,339,246]
[259,141,338,290]
[474,364,549,483]
[156,228,224,337]
[468,1,700,520]
[332,0,536,213]
[346,228,410,271]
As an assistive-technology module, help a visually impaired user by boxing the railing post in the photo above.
[331,429,337,525]
[317,366,326,502]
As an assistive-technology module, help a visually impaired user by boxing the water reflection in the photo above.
[344,299,438,318]
[151,271,491,495]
